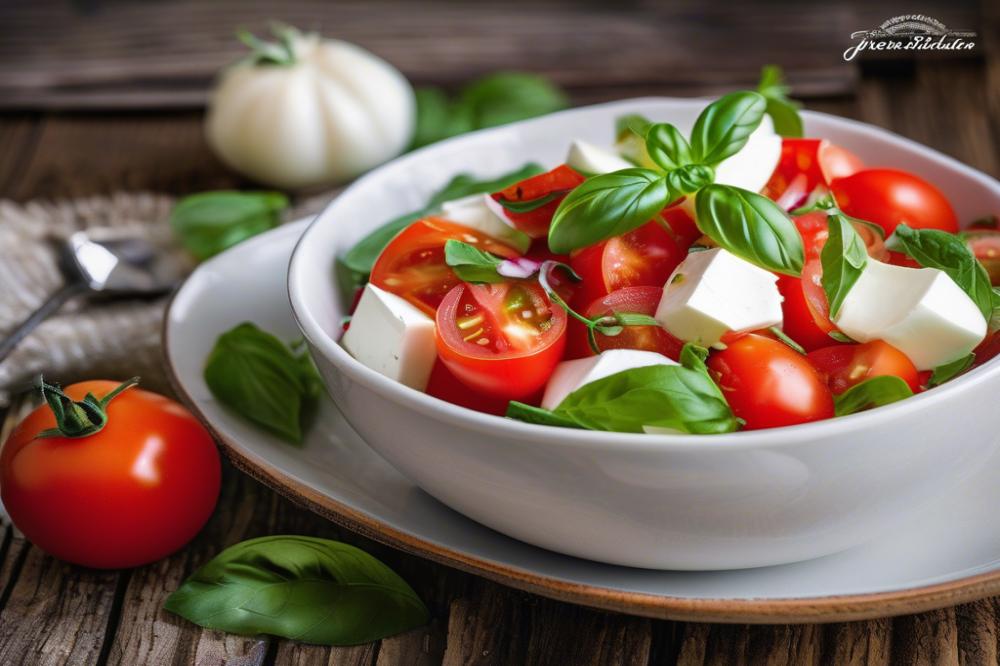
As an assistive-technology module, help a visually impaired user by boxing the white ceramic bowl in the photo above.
[288,98,1000,570]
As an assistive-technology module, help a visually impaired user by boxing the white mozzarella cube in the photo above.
[655,248,783,348]
[341,284,437,390]
[565,139,633,174]
[541,349,677,410]
[833,260,987,370]
[438,194,531,253]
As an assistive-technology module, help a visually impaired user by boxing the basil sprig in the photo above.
[550,91,803,276]
[927,353,975,388]
[834,375,913,416]
[444,239,506,283]
[820,214,868,318]
[203,322,321,444]
[886,224,996,321]
[757,65,804,138]
[171,191,289,260]
[164,536,427,646]
[507,344,738,434]
[338,163,544,295]
[695,185,804,276]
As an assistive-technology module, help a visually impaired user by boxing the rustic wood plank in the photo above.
[819,619,891,666]
[955,599,998,666]
[890,607,960,665]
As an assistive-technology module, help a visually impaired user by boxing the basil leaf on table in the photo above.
[411,73,567,149]
[203,322,321,444]
[757,65,804,138]
[164,536,427,646]
[820,214,868,318]
[834,376,913,416]
[688,91,767,165]
[695,184,804,276]
[927,353,975,388]
[644,122,694,171]
[338,163,545,292]
[444,239,505,283]
[886,224,995,320]
[548,168,674,254]
[171,191,288,260]
[507,344,738,434]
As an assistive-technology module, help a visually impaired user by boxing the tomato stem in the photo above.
[35,376,140,439]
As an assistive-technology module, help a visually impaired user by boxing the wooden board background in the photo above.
[0,0,998,664]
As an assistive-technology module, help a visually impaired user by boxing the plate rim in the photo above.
[164,220,1000,626]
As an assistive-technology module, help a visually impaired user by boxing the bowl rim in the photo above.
[288,96,1000,452]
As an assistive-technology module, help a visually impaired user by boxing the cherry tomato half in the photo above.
[566,286,684,360]
[964,230,1000,285]
[807,340,920,395]
[436,281,567,400]
[425,359,515,415]
[491,165,586,238]
[762,138,864,208]
[0,381,221,569]
[831,168,959,236]
[708,334,834,430]
[776,259,841,352]
[370,217,521,316]
[569,208,700,308]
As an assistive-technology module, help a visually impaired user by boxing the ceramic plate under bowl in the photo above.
[165,221,1000,624]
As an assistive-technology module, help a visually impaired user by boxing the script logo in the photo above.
[844,14,977,61]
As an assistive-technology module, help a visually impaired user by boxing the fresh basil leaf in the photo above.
[554,356,737,434]
[695,184,804,276]
[769,326,805,354]
[790,194,837,216]
[829,330,855,343]
[444,239,505,283]
[506,401,582,429]
[410,87,475,149]
[689,91,767,166]
[164,536,427,646]
[666,164,715,195]
[820,214,868,318]
[339,163,544,290]
[757,65,804,138]
[170,191,288,260]
[496,192,559,213]
[645,123,694,171]
[615,113,654,166]
[203,322,320,444]
[459,72,569,129]
[886,224,994,320]
[928,353,975,388]
[834,375,913,416]
[548,169,673,254]
[615,113,653,140]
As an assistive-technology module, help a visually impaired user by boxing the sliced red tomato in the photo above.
[776,259,842,352]
[807,340,920,395]
[436,281,567,400]
[707,334,834,430]
[569,208,700,308]
[370,217,520,316]
[565,286,684,360]
[425,360,514,415]
[795,211,888,263]
[491,165,585,238]
[831,168,959,235]
[964,231,1000,285]
[762,139,864,208]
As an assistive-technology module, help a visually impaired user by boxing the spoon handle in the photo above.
[0,283,88,364]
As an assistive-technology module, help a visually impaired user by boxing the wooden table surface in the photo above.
[1,1,999,664]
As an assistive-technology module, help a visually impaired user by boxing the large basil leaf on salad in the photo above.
[834,375,913,416]
[820,213,868,318]
[644,122,695,171]
[757,65,804,138]
[548,168,674,254]
[443,239,505,284]
[337,163,545,295]
[885,224,996,321]
[507,344,738,434]
[688,91,767,166]
[203,322,321,444]
[164,536,427,646]
[695,184,804,276]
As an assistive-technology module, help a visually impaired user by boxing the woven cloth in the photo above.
[0,191,332,405]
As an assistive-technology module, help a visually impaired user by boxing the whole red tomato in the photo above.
[0,379,221,569]
[830,168,958,235]
[707,335,834,430]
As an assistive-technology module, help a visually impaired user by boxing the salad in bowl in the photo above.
[337,81,995,436]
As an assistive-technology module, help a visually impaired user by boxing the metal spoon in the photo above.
[0,229,187,363]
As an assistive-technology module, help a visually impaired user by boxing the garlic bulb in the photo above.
[206,27,415,188]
